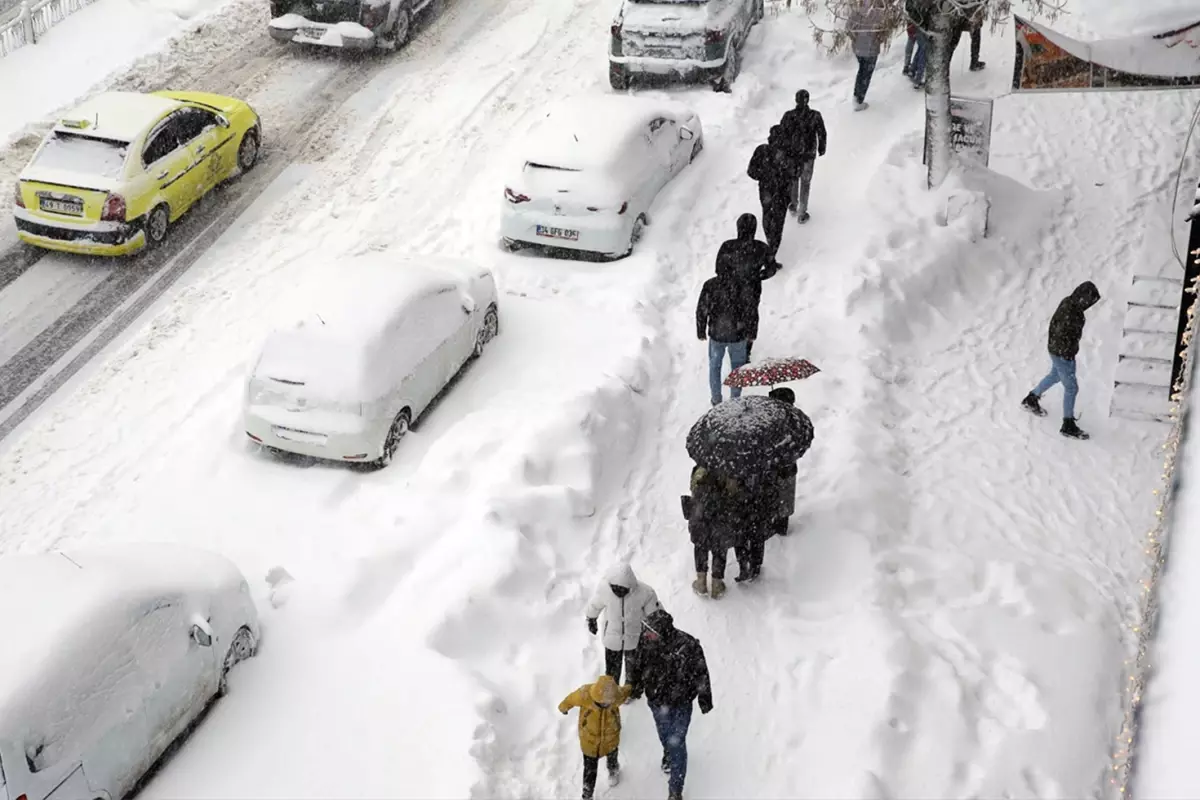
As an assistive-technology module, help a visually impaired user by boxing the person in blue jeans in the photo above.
[697,243,760,405]
[1022,281,1101,440]
[638,610,713,800]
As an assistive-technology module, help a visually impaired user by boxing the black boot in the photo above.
[969,60,986,71]
[1061,418,1090,440]
[1021,392,1047,417]
[661,753,670,773]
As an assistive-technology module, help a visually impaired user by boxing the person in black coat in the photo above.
[638,610,713,800]
[697,256,759,406]
[747,125,794,259]
[777,89,827,222]
[685,464,746,599]
[715,213,779,360]
[1021,281,1101,440]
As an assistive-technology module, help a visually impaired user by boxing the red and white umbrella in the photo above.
[723,357,820,388]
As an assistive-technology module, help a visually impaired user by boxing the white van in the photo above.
[0,544,259,800]
[243,253,500,468]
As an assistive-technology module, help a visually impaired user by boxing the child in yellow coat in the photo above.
[559,674,633,799]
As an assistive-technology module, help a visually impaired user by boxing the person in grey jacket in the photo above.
[847,0,886,110]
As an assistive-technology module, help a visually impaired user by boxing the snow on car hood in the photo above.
[620,0,713,33]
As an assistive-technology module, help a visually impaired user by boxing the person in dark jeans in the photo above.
[777,89,826,223]
[847,0,884,110]
[950,6,986,71]
[697,249,760,405]
[638,610,713,800]
[746,126,794,257]
[585,562,660,695]
[686,464,744,599]
[1021,281,1101,440]
[559,674,633,799]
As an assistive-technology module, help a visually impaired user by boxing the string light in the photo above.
[1109,255,1200,795]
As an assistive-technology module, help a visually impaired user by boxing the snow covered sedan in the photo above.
[500,95,703,260]
[13,91,261,257]
[244,253,500,469]
[609,0,764,91]
[268,0,435,50]
[0,544,259,800]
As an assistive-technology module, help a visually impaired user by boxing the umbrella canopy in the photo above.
[724,357,820,388]
[686,395,814,479]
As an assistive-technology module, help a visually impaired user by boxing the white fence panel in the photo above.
[0,0,101,59]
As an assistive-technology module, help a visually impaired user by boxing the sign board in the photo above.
[922,95,994,170]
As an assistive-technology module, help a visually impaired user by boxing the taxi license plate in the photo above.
[299,26,326,39]
[39,197,83,216]
[536,224,579,241]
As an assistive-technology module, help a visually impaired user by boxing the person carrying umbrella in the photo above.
[767,387,799,538]
[685,463,744,599]
[696,249,760,406]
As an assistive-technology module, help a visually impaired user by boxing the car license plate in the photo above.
[39,197,83,216]
[299,26,325,40]
[273,425,327,445]
[536,224,579,241]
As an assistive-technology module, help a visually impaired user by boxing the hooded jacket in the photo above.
[697,245,761,343]
[558,674,632,758]
[1047,281,1101,360]
[585,563,661,651]
[747,127,795,194]
[715,214,777,286]
[638,610,713,712]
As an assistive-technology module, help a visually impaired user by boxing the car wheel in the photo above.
[218,626,257,697]
[690,136,704,162]
[145,204,170,248]
[375,409,411,468]
[474,306,499,357]
[237,127,260,173]
[609,62,631,91]
[392,3,413,47]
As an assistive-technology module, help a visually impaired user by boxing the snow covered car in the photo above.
[12,91,261,257]
[0,544,259,800]
[244,253,500,468]
[500,95,703,260]
[609,0,764,91]
[268,0,435,50]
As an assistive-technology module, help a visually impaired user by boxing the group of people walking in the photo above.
[561,564,712,800]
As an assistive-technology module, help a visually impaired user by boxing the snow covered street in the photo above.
[0,0,1195,795]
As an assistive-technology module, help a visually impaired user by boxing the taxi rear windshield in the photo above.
[33,132,129,180]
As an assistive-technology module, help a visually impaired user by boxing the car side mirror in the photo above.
[462,303,472,315]
[190,613,214,647]
[216,114,231,129]
[680,127,694,140]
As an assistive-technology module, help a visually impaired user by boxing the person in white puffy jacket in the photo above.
[586,562,661,698]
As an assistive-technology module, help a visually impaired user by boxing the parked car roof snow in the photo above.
[523,95,692,171]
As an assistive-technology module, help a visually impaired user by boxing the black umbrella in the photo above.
[686,395,814,479]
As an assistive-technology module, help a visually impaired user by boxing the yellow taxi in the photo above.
[13,90,261,257]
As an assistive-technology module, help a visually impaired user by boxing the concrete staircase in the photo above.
[1110,274,1182,423]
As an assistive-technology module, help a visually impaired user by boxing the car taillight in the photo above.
[618,201,628,215]
[504,187,530,204]
[100,193,126,222]
[13,181,24,208]
[360,2,387,28]
[704,29,725,44]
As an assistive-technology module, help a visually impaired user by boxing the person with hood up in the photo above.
[714,213,778,360]
[1021,281,1101,440]
[846,0,886,111]
[686,464,747,598]
[697,251,760,406]
[585,562,661,695]
[746,125,795,258]
[559,674,634,799]
[638,610,713,800]
[777,89,826,223]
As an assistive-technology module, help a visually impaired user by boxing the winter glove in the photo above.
[818,148,826,157]
[699,697,713,714]
[587,618,598,635]
[562,708,569,715]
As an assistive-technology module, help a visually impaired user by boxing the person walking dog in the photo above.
[1021,280,1101,440]
[559,674,634,799]
[585,562,661,695]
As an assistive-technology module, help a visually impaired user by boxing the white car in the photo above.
[244,253,500,468]
[267,0,437,50]
[500,95,703,260]
[0,544,259,800]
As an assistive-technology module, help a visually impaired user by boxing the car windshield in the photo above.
[33,132,128,179]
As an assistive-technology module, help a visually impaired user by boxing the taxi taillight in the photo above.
[13,181,24,208]
[100,193,126,222]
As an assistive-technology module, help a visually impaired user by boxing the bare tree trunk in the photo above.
[924,10,955,188]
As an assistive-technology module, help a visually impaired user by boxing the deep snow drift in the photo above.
[0,0,1192,796]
